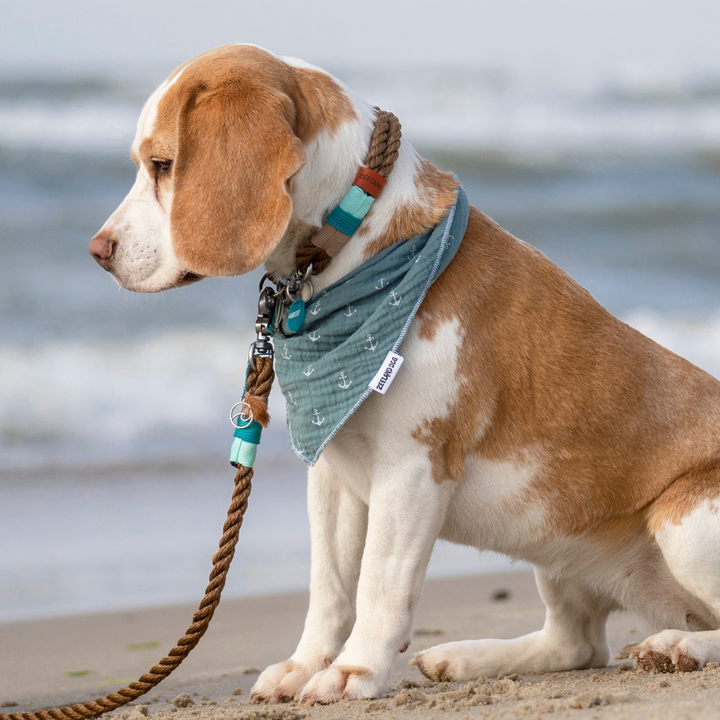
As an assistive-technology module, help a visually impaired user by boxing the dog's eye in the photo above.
[152,158,173,175]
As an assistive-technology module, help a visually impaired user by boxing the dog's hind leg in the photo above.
[631,466,720,672]
[412,568,615,681]
[251,457,368,702]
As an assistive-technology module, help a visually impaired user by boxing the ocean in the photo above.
[1,66,719,622]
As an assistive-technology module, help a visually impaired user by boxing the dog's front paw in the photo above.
[298,665,384,705]
[630,630,705,673]
[411,642,473,682]
[250,659,323,703]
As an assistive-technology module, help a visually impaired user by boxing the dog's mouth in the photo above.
[175,271,204,287]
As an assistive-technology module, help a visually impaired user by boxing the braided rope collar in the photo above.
[294,108,402,276]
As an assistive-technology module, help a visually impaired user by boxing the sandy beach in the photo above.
[3,569,720,720]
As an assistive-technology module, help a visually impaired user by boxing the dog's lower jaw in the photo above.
[263,216,320,279]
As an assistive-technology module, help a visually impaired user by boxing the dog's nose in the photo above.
[89,230,117,270]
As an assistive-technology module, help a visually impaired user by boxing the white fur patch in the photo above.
[132,65,187,157]
[440,452,545,554]
[655,498,720,614]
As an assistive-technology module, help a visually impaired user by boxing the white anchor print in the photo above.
[365,334,378,351]
[375,278,388,290]
[309,301,322,316]
[338,372,353,389]
[308,331,321,342]
[344,304,357,317]
[389,290,402,306]
[281,345,292,360]
[303,365,315,376]
[286,391,297,405]
[408,243,418,260]
[311,409,325,426]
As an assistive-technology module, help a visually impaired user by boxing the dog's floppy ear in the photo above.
[171,83,306,276]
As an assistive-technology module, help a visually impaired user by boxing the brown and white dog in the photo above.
[90,44,720,704]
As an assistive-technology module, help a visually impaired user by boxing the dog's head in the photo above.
[89,44,356,292]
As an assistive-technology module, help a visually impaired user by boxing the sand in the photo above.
[3,570,720,720]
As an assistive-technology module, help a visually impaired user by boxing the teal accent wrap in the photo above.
[229,437,259,468]
[275,187,469,466]
[233,420,263,444]
[327,206,363,236]
[339,186,374,219]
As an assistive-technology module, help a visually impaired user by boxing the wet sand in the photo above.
[3,570,720,719]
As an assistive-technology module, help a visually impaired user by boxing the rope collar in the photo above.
[294,108,402,276]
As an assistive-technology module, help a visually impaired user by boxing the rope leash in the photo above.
[1,357,273,720]
[3,108,401,720]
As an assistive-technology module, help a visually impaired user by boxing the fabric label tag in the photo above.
[369,351,404,394]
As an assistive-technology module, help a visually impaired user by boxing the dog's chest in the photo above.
[439,453,550,555]
[314,315,551,555]
[318,316,467,494]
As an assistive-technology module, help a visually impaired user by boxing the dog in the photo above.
[89,44,720,705]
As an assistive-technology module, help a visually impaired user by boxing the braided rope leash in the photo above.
[1,357,275,720]
[3,105,403,720]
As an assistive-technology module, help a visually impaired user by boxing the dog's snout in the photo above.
[89,230,117,270]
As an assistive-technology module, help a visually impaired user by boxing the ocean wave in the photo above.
[1,68,718,156]
[0,329,289,471]
[2,311,720,472]
[0,100,139,153]
[624,309,720,380]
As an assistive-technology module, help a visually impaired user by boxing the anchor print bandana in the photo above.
[274,187,470,465]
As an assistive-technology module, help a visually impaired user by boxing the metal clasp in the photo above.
[248,284,277,371]
[283,263,314,305]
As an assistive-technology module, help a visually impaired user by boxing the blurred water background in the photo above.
[1,63,719,622]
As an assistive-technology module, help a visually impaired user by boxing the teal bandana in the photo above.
[274,187,470,465]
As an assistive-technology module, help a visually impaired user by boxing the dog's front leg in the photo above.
[298,460,454,704]
[251,458,368,702]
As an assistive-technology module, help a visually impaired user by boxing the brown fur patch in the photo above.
[360,158,459,259]
[413,656,452,682]
[647,457,720,533]
[335,665,371,683]
[244,395,270,429]
[434,660,453,682]
[412,206,720,541]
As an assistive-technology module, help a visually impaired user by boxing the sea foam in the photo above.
[1,311,720,472]
[1,69,718,156]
